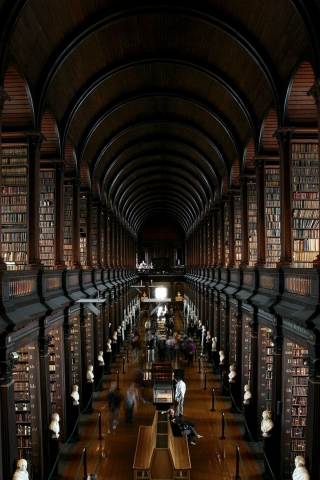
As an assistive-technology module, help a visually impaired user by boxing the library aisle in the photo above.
[60,312,263,480]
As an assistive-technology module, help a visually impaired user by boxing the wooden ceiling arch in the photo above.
[0,0,318,235]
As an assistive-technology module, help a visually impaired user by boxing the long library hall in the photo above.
[1,2,320,480]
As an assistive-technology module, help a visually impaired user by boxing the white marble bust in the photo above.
[106,339,112,352]
[292,456,310,480]
[49,412,60,438]
[243,384,252,404]
[228,365,237,383]
[13,459,29,480]
[98,351,105,366]
[212,337,217,352]
[87,364,94,383]
[71,384,80,405]
[261,410,274,437]
[219,350,225,365]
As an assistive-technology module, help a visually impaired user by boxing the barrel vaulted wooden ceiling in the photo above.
[1,0,320,237]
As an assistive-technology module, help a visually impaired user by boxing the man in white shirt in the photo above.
[174,376,186,417]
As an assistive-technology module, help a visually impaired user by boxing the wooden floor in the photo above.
[59,313,264,480]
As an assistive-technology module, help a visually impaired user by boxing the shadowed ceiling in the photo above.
[1,0,319,237]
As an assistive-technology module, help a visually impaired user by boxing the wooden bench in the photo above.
[133,411,191,480]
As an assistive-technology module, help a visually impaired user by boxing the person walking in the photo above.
[174,376,186,417]
[185,339,196,365]
[123,383,139,426]
[106,381,121,433]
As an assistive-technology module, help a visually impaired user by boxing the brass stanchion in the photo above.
[210,388,215,411]
[233,445,241,480]
[219,412,226,439]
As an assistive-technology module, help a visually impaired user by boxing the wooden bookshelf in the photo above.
[217,209,221,266]
[291,143,319,268]
[63,184,73,268]
[224,203,230,267]
[92,204,98,267]
[48,326,64,423]
[1,146,28,270]
[290,344,308,467]
[86,310,94,366]
[39,169,55,269]
[13,342,40,479]
[234,194,242,264]
[242,317,251,386]
[258,327,273,422]
[101,211,105,266]
[70,315,81,386]
[265,166,281,267]
[80,196,87,267]
[247,183,257,267]
[282,339,309,477]
[229,304,237,365]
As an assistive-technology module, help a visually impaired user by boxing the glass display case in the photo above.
[153,380,173,409]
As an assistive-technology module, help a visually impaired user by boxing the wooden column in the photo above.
[55,160,66,269]
[63,320,74,439]
[228,192,235,267]
[269,332,283,478]
[38,334,53,479]
[239,176,249,267]
[86,193,93,268]
[26,131,45,269]
[249,320,259,440]
[274,128,294,266]
[96,202,102,268]
[213,208,218,267]
[72,179,81,268]
[0,87,11,269]
[207,213,213,267]
[254,157,266,267]
[219,202,225,268]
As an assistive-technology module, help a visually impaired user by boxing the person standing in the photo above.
[186,339,196,365]
[174,376,186,417]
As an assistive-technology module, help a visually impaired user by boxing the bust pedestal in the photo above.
[242,402,254,441]
[70,403,80,441]
[49,436,61,479]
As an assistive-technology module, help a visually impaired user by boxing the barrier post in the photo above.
[233,445,241,480]
[116,370,120,390]
[194,348,197,363]
[219,412,226,439]
[198,356,201,373]
[83,447,87,480]
[122,357,126,374]
[203,370,207,390]
[126,347,129,363]
[98,412,103,440]
[210,388,215,411]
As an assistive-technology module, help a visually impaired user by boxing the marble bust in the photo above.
[261,410,274,437]
[13,459,29,480]
[71,384,80,405]
[49,412,60,438]
[243,384,252,404]
[87,364,94,383]
[98,351,105,366]
[292,456,310,480]
[219,350,225,365]
[228,365,237,383]
[212,337,217,352]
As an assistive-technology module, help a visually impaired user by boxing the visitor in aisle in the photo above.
[106,381,122,433]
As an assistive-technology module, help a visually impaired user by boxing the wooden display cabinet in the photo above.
[153,380,174,410]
